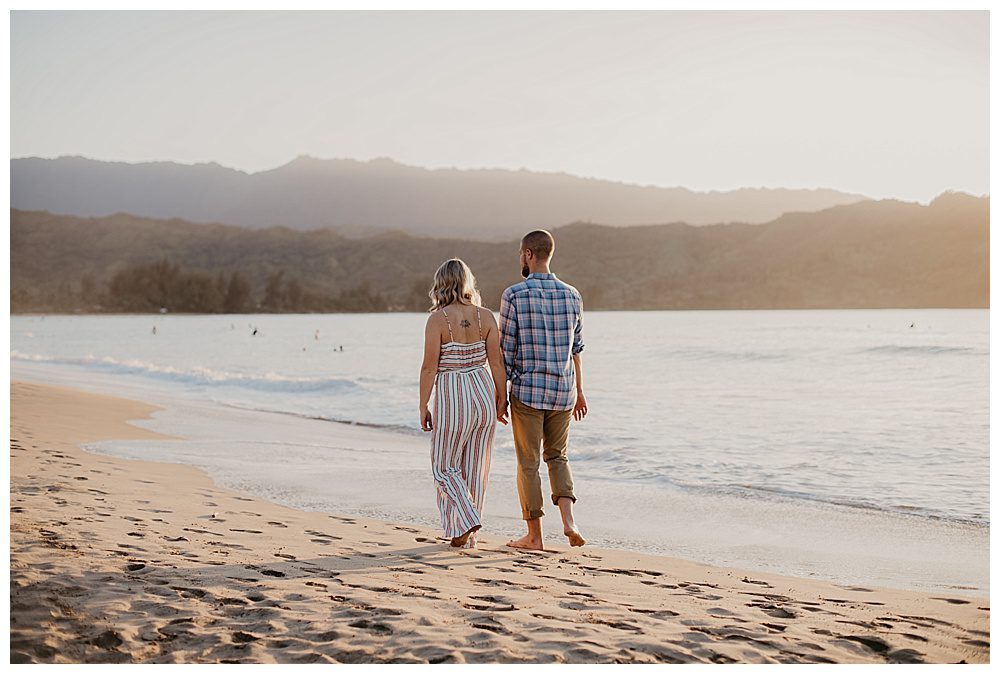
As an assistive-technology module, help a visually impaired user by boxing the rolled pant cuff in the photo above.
[551,493,577,506]
[522,508,545,520]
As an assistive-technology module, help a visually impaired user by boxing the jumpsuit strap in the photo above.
[475,307,484,341]
[441,308,454,341]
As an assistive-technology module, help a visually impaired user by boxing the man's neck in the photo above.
[528,264,552,275]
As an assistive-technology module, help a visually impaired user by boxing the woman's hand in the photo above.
[420,406,433,432]
[496,397,509,425]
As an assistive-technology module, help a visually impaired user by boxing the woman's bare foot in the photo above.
[450,525,481,548]
[506,534,543,550]
[564,528,586,547]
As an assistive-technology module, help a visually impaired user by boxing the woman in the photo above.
[419,258,508,548]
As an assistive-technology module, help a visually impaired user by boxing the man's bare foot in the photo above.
[451,524,481,548]
[564,528,586,547]
[506,534,543,550]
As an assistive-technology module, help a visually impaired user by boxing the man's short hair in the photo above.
[521,230,555,261]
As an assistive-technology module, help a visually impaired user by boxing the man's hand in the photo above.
[496,397,509,425]
[573,390,588,421]
[420,406,433,432]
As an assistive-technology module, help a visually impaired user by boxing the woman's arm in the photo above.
[419,314,441,431]
[484,310,509,425]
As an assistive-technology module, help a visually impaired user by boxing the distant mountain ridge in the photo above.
[10,155,871,240]
[10,192,988,313]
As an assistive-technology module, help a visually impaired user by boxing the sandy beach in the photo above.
[9,379,990,664]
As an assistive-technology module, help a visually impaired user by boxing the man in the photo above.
[499,229,587,550]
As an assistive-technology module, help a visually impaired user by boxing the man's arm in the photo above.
[572,294,586,420]
[572,352,587,421]
[499,289,518,380]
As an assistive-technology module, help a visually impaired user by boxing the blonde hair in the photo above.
[428,258,482,311]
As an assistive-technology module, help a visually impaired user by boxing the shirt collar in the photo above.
[527,272,556,280]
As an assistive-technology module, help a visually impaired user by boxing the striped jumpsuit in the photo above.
[430,307,496,543]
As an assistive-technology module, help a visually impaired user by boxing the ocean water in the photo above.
[9,309,990,594]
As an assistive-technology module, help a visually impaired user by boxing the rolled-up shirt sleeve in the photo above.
[499,288,518,379]
[572,294,585,355]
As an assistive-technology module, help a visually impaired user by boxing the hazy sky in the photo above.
[10,10,989,202]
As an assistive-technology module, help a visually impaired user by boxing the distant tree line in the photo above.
[22,258,417,314]
[11,193,990,314]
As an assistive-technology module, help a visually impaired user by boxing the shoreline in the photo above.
[9,379,989,663]
[188,398,993,530]
[11,361,989,599]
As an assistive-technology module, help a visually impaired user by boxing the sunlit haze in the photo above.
[11,10,989,203]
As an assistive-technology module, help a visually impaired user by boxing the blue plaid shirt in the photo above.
[499,272,584,411]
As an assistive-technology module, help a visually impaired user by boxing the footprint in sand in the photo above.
[838,634,890,654]
[628,607,680,619]
[463,601,516,612]
[232,631,259,643]
[242,563,287,578]
[387,566,425,575]
[183,527,223,537]
[470,616,510,634]
[930,597,971,605]
[407,584,438,593]
[348,619,393,635]
[170,586,208,599]
[588,617,643,633]
[90,629,124,649]
[706,607,736,616]
[309,629,340,642]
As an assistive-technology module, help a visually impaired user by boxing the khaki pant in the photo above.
[510,394,576,520]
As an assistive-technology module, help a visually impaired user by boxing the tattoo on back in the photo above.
[460,319,471,328]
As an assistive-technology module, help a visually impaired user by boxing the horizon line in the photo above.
[10,152,989,205]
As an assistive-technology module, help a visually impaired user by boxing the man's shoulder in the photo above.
[504,276,582,302]
[552,278,583,303]
[502,280,531,300]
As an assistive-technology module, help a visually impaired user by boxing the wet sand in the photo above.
[9,379,990,663]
